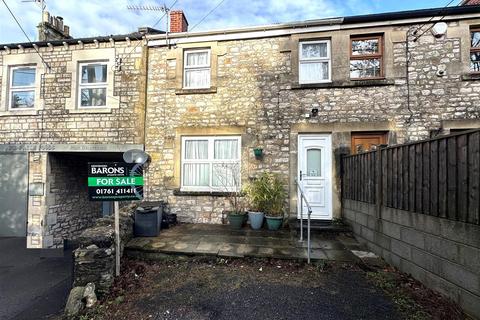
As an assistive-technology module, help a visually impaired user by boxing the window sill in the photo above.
[175,87,217,95]
[461,73,480,81]
[0,109,38,117]
[291,79,394,89]
[174,189,240,197]
[67,108,113,114]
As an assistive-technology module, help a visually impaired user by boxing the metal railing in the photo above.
[296,178,313,263]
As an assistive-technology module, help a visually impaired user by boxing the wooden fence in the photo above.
[342,129,480,225]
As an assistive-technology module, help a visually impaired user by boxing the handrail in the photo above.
[295,178,313,263]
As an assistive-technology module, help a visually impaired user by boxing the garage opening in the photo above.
[47,152,123,247]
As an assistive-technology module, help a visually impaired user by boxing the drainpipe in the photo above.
[142,38,150,200]
[405,27,415,126]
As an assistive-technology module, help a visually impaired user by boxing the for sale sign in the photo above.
[88,162,143,201]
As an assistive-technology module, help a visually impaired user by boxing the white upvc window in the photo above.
[9,66,36,109]
[299,40,331,84]
[181,136,241,192]
[78,62,108,107]
[183,49,211,89]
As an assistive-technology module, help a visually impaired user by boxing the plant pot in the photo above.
[227,213,246,229]
[253,148,263,159]
[265,216,283,231]
[248,211,264,230]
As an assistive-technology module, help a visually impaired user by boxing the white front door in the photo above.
[297,134,333,220]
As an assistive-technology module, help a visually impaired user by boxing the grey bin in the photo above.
[134,201,164,237]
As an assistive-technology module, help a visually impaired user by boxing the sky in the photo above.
[0,0,463,44]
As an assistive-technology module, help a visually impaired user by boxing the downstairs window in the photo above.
[181,136,241,192]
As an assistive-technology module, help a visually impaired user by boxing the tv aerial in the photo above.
[127,3,169,13]
[22,0,47,28]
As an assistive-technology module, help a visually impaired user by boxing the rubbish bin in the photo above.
[134,201,164,237]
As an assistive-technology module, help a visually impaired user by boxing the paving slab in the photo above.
[126,223,360,263]
[310,249,329,260]
[324,249,358,262]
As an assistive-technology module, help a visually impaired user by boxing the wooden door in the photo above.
[351,132,387,154]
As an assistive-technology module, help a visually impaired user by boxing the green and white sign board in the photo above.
[88,162,143,201]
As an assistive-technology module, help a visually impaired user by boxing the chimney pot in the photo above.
[56,17,64,31]
[43,11,50,23]
[169,10,188,33]
[37,11,72,41]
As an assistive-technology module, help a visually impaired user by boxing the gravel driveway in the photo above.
[81,258,402,320]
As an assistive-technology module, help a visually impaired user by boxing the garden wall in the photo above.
[73,204,135,296]
[343,199,480,318]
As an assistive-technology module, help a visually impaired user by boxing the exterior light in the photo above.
[123,149,150,164]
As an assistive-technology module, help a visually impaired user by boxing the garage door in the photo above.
[0,153,28,236]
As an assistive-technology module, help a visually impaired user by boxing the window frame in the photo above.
[349,35,384,80]
[180,135,241,192]
[8,65,36,110]
[78,61,108,108]
[183,48,211,89]
[470,28,480,74]
[298,40,332,84]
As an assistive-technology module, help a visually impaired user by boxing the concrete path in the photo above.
[126,223,360,262]
[0,237,72,320]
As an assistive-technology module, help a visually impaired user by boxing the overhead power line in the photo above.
[1,0,50,69]
[411,0,457,41]
[151,0,179,30]
[124,0,179,60]
[189,0,228,32]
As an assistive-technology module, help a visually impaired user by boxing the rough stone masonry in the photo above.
[0,35,147,247]
[144,19,480,224]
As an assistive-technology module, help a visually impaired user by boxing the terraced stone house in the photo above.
[0,12,158,247]
[2,5,480,249]
[144,6,480,224]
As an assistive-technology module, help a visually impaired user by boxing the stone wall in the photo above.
[73,204,135,296]
[0,40,146,144]
[145,19,480,223]
[47,153,102,247]
[343,199,480,318]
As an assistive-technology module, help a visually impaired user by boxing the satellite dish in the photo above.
[123,149,150,164]
[431,22,448,38]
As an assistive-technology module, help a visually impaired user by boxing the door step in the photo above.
[289,218,351,234]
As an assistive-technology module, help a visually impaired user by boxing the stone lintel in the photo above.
[0,144,144,153]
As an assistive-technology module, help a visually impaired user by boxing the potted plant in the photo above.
[246,172,286,231]
[244,178,265,230]
[224,185,246,229]
[216,163,246,229]
[262,172,286,231]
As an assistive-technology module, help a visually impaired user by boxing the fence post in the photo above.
[340,153,345,216]
[375,147,384,219]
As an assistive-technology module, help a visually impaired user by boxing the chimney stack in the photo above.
[461,0,480,4]
[169,10,188,33]
[37,11,72,41]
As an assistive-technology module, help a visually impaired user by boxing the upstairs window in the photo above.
[183,49,211,89]
[299,40,331,84]
[350,35,383,79]
[181,136,241,192]
[79,62,107,107]
[470,28,480,72]
[9,66,36,109]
